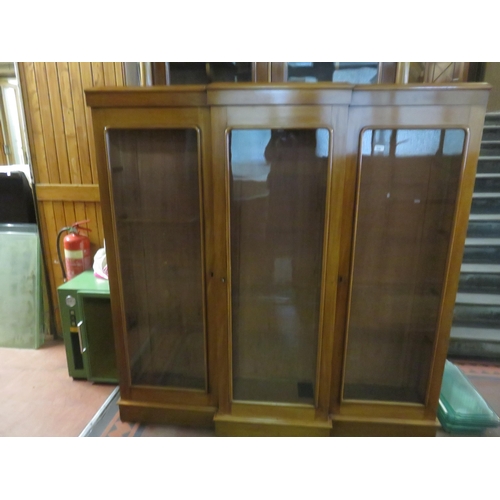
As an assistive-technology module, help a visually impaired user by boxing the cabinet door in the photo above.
[342,128,466,404]
[230,128,329,405]
[92,104,215,407]
[333,88,487,420]
[211,93,349,416]
[77,292,118,383]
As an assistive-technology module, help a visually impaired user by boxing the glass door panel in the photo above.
[106,129,206,390]
[343,128,466,404]
[230,129,330,404]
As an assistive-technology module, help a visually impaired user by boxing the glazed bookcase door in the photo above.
[89,99,217,414]
[331,86,487,433]
[209,86,351,433]
[343,127,466,404]
[106,127,206,389]
[229,126,329,406]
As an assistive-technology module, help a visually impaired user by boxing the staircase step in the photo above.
[463,246,500,265]
[480,143,500,157]
[474,177,500,193]
[450,326,500,342]
[470,197,500,215]
[482,126,500,141]
[484,113,500,126]
[477,159,500,174]
[453,303,500,328]
[459,273,500,293]
[466,221,500,238]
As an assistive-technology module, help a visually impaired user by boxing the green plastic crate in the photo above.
[438,360,500,434]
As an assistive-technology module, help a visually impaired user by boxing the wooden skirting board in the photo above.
[214,414,332,437]
[118,399,217,429]
[331,415,439,437]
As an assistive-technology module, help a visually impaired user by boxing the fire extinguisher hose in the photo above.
[57,226,71,281]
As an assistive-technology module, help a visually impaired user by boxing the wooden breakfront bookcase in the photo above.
[85,83,489,436]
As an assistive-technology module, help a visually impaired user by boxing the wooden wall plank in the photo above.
[91,62,105,87]
[36,184,100,202]
[86,202,102,249]
[17,63,44,183]
[103,63,117,86]
[18,62,124,335]
[56,62,82,184]
[51,201,68,285]
[80,63,98,184]
[33,62,60,184]
[48,63,77,233]
[68,62,93,184]
[96,204,104,246]
[115,62,125,86]
[42,201,63,297]
[45,62,71,184]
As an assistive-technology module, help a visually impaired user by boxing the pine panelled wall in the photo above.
[18,62,124,333]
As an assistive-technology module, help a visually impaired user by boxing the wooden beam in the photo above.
[36,184,100,202]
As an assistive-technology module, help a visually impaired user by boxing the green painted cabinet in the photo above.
[58,271,118,383]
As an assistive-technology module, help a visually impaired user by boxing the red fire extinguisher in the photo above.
[57,219,92,281]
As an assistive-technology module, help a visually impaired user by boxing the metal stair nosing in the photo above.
[465,238,500,246]
[472,192,500,198]
[450,326,500,343]
[455,292,500,306]
[461,263,500,274]
[469,213,500,221]
[478,156,500,161]
[475,173,500,178]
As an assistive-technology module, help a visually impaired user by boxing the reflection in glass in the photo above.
[343,129,465,403]
[106,129,205,390]
[408,62,426,83]
[169,62,252,84]
[287,62,379,84]
[230,129,329,404]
